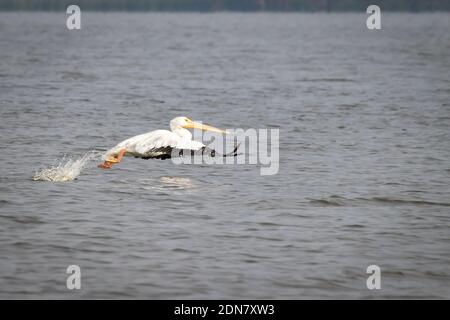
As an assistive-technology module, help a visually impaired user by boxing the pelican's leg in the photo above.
[98,149,126,169]
[115,148,126,162]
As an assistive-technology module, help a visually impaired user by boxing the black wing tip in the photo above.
[223,142,241,157]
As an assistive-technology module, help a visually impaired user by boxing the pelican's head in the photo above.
[170,116,228,134]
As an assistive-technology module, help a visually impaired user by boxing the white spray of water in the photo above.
[33,150,102,182]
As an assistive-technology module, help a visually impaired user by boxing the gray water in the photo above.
[0,12,449,299]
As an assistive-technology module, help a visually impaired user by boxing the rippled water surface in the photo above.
[0,12,449,299]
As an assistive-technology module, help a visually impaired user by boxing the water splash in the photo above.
[33,150,102,182]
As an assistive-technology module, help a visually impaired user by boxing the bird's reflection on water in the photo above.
[159,176,194,189]
[138,176,195,192]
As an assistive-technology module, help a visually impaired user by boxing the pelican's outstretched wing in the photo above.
[144,143,241,160]
[105,130,205,160]
[103,130,239,161]
[137,138,241,160]
[133,130,183,157]
[195,142,241,158]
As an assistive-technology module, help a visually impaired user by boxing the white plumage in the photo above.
[98,116,228,169]
[104,129,204,159]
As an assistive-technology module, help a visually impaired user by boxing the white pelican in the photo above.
[98,116,237,169]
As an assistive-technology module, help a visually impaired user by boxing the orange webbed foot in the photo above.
[98,161,113,169]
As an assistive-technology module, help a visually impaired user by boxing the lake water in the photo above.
[0,12,449,299]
